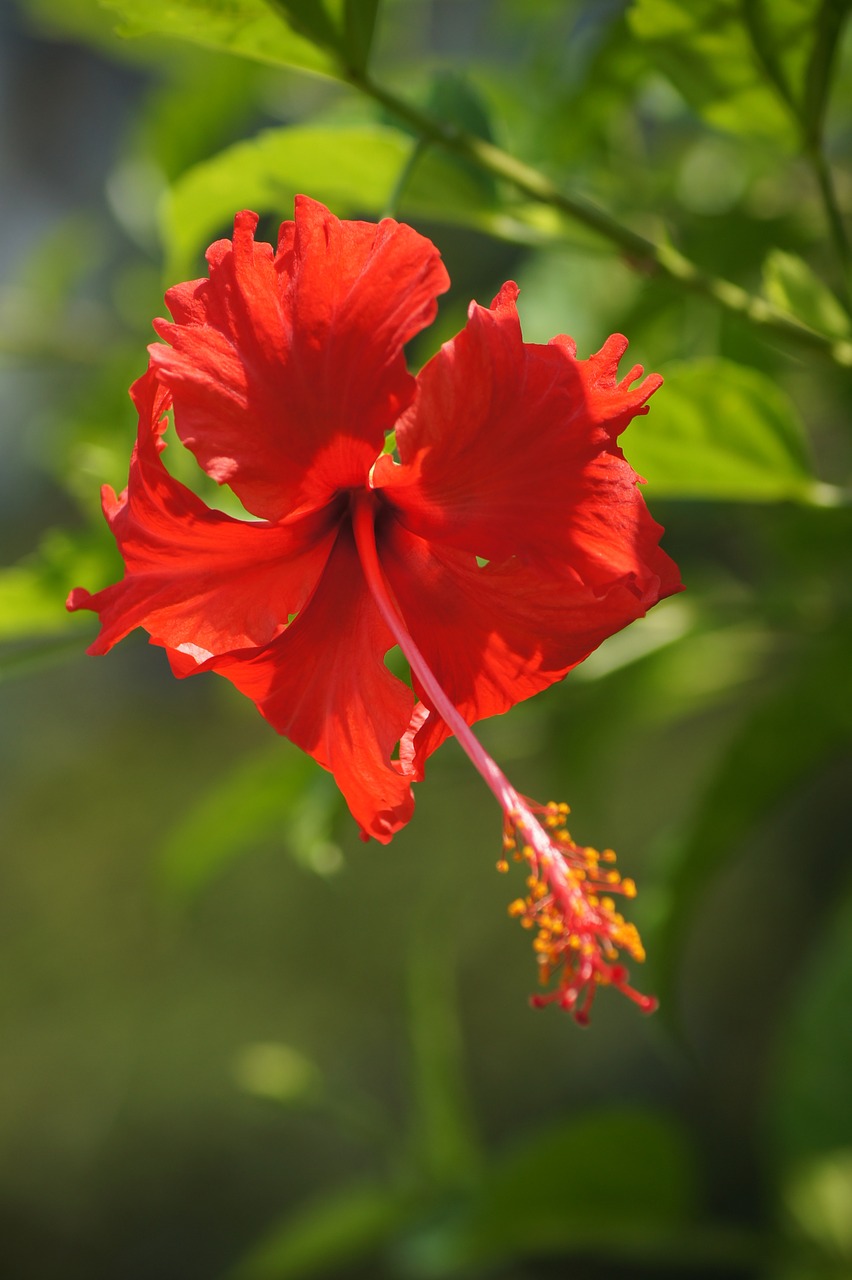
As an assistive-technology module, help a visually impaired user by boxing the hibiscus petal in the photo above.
[380,513,681,770]
[66,369,338,657]
[149,197,449,521]
[208,524,417,844]
[376,283,669,593]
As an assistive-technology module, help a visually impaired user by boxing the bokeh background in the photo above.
[2,1,851,1278]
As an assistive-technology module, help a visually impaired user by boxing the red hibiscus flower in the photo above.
[68,196,681,1021]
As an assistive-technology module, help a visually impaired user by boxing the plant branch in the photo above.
[348,70,852,368]
[808,141,852,310]
[803,0,852,310]
[741,0,852,311]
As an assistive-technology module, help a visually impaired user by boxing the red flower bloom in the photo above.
[68,196,681,1019]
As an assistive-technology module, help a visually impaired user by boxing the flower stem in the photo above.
[347,70,852,368]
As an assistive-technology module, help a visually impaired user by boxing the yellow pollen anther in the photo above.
[498,795,655,1022]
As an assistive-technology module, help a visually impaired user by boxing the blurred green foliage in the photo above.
[1,0,851,1277]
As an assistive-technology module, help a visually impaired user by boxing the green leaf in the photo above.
[14,0,150,61]
[769,878,852,1276]
[159,748,343,901]
[0,562,74,644]
[0,526,111,679]
[763,249,852,339]
[423,68,497,145]
[343,0,381,73]
[231,1181,414,1280]
[160,123,499,279]
[626,358,816,502]
[101,0,344,77]
[265,0,345,55]
[406,929,480,1190]
[420,1108,701,1272]
[653,627,852,1010]
[771,881,852,1166]
[628,0,822,147]
[780,1150,852,1274]
[801,0,852,143]
[413,69,499,207]
[134,52,260,183]
[0,527,113,644]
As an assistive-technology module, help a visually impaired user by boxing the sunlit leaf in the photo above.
[626,358,816,502]
[0,563,74,644]
[159,748,344,901]
[0,527,110,678]
[14,0,145,58]
[231,1181,414,1280]
[102,0,344,77]
[0,528,113,643]
[628,0,821,147]
[763,249,852,339]
[160,122,498,278]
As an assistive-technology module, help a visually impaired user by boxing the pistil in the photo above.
[351,490,657,1023]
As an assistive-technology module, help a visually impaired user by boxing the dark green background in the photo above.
[1,2,851,1277]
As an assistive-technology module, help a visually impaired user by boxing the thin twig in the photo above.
[349,71,852,368]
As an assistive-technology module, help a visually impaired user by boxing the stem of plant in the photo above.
[348,70,852,368]
[808,143,852,313]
